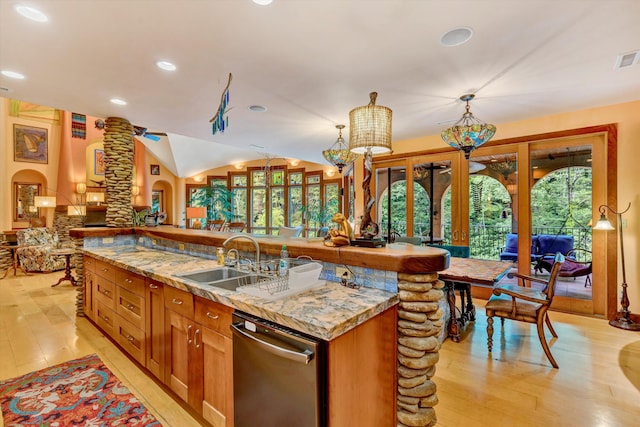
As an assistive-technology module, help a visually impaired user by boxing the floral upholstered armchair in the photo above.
[16,228,70,272]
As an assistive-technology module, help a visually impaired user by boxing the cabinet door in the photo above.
[165,308,193,404]
[146,279,165,381]
[200,326,233,427]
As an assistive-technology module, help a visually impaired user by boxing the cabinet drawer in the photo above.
[116,286,145,329]
[95,259,117,282]
[95,275,116,310]
[195,296,233,338]
[164,286,194,318]
[95,301,116,336]
[84,256,96,272]
[116,316,145,365]
[116,269,144,296]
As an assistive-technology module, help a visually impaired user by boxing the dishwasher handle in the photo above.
[231,323,314,364]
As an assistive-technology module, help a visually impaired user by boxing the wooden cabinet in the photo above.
[164,287,234,427]
[145,278,165,381]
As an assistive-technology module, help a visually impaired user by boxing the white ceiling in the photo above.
[1,0,639,178]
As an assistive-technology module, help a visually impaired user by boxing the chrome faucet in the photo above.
[223,235,260,268]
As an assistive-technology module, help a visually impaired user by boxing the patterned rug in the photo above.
[0,353,161,426]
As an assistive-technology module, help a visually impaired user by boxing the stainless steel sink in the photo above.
[176,267,268,291]
[177,267,250,284]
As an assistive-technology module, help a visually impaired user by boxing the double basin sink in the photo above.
[176,267,267,291]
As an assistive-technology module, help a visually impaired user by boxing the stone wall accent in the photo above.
[73,236,85,316]
[397,272,445,427]
[104,117,134,227]
[0,243,12,273]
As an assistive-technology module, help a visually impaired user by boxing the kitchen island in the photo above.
[70,227,450,427]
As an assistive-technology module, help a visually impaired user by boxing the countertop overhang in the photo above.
[71,227,450,274]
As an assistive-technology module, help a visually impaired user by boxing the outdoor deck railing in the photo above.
[391,222,592,260]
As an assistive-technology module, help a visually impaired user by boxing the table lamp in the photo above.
[186,207,207,229]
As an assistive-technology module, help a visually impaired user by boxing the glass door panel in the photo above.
[377,166,408,239]
[530,143,593,306]
[414,161,451,244]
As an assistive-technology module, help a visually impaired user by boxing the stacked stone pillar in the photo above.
[104,117,134,227]
[396,272,445,427]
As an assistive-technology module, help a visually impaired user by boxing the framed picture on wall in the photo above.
[14,124,48,164]
[94,149,105,175]
[150,164,160,175]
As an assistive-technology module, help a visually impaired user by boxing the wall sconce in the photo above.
[593,202,639,330]
[76,182,87,194]
[186,206,207,229]
[193,176,204,183]
[234,163,244,170]
[131,186,140,196]
[290,159,300,167]
[326,169,336,177]
[87,192,105,206]
[34,196,57,208]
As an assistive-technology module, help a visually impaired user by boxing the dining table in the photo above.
[438,257,514,342]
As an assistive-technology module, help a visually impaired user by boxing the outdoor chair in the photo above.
[486,252,565,368]
[557,248,592,287]
[394,236,422,245]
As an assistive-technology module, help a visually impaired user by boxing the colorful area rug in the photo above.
[0,353,161,426]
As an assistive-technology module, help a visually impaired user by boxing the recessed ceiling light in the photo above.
[15,5,48,22]
[248,105,267,112]
[440,27,473,47]
[110,98,127,105]
[156,60,177,71]
[1,70,25,79]
[253,0,273,5]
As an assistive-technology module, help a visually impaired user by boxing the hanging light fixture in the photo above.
[349,91,392,241]
[323,124,358,173]
[441,94,496,159]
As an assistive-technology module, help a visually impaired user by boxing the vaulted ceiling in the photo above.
[1,0,639,177]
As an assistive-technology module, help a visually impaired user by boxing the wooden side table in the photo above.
[50,248,77,287]
[0,245,31,279]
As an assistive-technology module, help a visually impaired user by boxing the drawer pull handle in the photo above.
[102,268,109,272]
[187,324,193,344]
[149,284,159,289]
[102,290,111,296]
[194,329,201,348]
[172,298,183,305]
[126,303,135,311]
[102,315,109,322]
[206,312,219,320]
[126,335,135,342]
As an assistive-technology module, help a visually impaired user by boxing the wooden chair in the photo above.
[486,253,565,368]
[226,222,245,233]
[207,219,225,231]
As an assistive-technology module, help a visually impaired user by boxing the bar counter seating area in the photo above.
[2,2,640,426]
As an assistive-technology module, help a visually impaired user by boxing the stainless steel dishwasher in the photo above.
[231,311,326,427]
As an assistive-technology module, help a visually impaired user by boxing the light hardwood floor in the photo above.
[1,271,639,427]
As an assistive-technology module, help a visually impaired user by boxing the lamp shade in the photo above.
[593,213,615,230]
[34,196,56,207]
[349,92,392,154]
[186,207,207,219]
[87,192,105,203]
[131,186,140,196]
[441,94,496,159]
[67,205,87,216]
[76,183,87,194]
[323,124,358,173]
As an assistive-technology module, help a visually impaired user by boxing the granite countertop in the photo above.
[82,246,398,341]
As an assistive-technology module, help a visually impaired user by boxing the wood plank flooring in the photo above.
[1,271,639,426]
[0,271,202,427]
